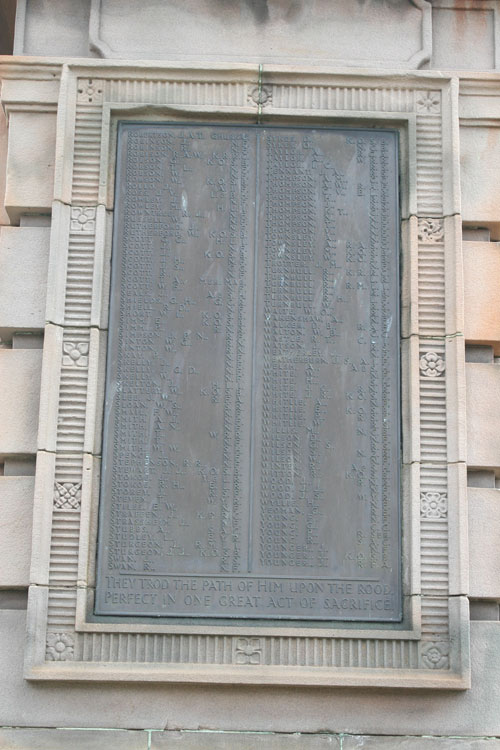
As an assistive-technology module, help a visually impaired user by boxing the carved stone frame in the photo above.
[26,62,469,688]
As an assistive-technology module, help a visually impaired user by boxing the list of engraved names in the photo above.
[95,124,401,621]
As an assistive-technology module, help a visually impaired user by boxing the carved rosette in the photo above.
[421,491,447,519]
[46,632,75,661]
[77,78,104,105]
[235,637,262,665]
[62,341,89,368]
[54,482,82,510]
[419,351,445,378]
[416,91,441,114]
[248,85,272,107]
[417,218,444,243]
[70,206,97,234]
[421,641,449,670]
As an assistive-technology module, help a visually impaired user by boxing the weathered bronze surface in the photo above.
[95,123,401,621]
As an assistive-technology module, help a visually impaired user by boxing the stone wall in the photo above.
[1,1,500,747]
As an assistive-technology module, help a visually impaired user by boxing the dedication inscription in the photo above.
[95,123,401,621]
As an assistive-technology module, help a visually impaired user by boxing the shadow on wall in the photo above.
[214,0,302,24]
[0,0,16,55]
[214,0,409,25]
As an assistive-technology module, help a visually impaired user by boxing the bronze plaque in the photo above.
[95,123,401,621]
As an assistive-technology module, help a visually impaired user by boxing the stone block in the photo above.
[431,7,495,71]
[445,333,467,464]
[0,80,60,108]
[84,327,107,456]
[460,92,500,122]
[447,462,469,597]
[0,477,34,588]
[466,363,500,469]
[344,737,500,749]
[0,349,42,456]
[151,733,340,750]
[16,0,92,57]
[0,99,9,226]
[463,241,500,354]
[4,111,56,224]
[0,226,50,339]
[460,126,500,236]
[468,487,500,600]
[36,324,62,454]
[0,728,148,750]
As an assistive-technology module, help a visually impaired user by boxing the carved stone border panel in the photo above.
[24,63,468,688]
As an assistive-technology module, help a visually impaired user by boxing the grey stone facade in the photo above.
[1,0,500,746]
